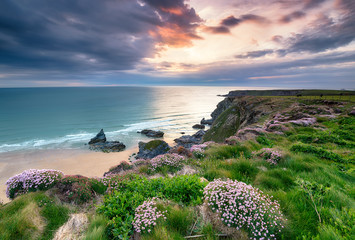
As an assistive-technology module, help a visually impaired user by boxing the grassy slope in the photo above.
[198,98,355,239]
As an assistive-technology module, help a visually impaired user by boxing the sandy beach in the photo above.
[0,147,137,203]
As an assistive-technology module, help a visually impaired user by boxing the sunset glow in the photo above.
[0,0,354,88]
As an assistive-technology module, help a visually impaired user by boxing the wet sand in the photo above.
[0,147,137,203]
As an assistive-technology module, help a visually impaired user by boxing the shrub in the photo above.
[254,148,283,165]
[100,174,135,193]
[133,199,167,234]
[59,175,93,203]
[204,179,285,239]
[89,178,107,195]
[290,144,345,163]
[150,154,186,172]
[6,169,63,199]
[98,175,206,239]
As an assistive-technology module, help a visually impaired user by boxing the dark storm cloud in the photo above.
[220,16,241,27]
[0,0,202,72]
[204,26,230,34]
[238,0,355,58]
[235,50,274,59]
[285,6,355,54]
[279,11,306,23]
[204,14,269,35]
[303,0,327,9]
[220,14,269,27]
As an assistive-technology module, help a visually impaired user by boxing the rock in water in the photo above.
[89,129,106,144]
[192,124,205,129]
[139,129,164,138]
[136,140,170,159]
[201,118,213,125]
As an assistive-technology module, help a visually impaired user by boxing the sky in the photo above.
[0,0,355,88]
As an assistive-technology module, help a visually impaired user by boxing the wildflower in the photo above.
[254,148,282,165]
[204,179,285,239]
[132,199,166,234]
[149,153,186,172]
[6,169,63,199]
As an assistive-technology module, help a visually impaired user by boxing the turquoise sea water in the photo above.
[0,86,232,152]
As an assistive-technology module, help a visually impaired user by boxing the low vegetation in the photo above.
[1,95,354,240]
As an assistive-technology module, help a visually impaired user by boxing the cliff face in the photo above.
[210,97,234,121]
[203,96,292,142]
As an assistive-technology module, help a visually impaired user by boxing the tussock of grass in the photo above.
[0,192,69,240]
[206,144,251,160]
[83,215,109,240]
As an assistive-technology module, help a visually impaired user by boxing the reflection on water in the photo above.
[0,86,234,152]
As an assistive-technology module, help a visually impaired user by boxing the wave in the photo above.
[0,117,197,153]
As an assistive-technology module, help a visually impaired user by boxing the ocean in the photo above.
[0,86,233,152]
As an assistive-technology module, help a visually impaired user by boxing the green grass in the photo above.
[83,215,109,240]
[144,140,169,151]
[0,192,69,240]
[199,113,355,239]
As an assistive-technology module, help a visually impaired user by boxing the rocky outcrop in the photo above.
[136,140,170,159]
[200,118,213,125]
[192,124,205,129]
[139,129,164,138]
[88,129,126,152]
[53,213,88,240]
[204,97,272,142]
[174,130,206,148]
[349,109,355,116]
[88,129,106,144]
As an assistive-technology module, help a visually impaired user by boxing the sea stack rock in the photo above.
[88,129,126,152]
[89,129,106,144]
[136,140,170,159]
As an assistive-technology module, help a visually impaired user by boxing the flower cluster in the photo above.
[225,135,240,145]
[100,174,122,192]
[190,141,215,158]
[149,153,186,171]
[132,198,167,234]
[204,179,285,239]
[132,158,148,166]
[6,169,63,199]
[254,148,282,165]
